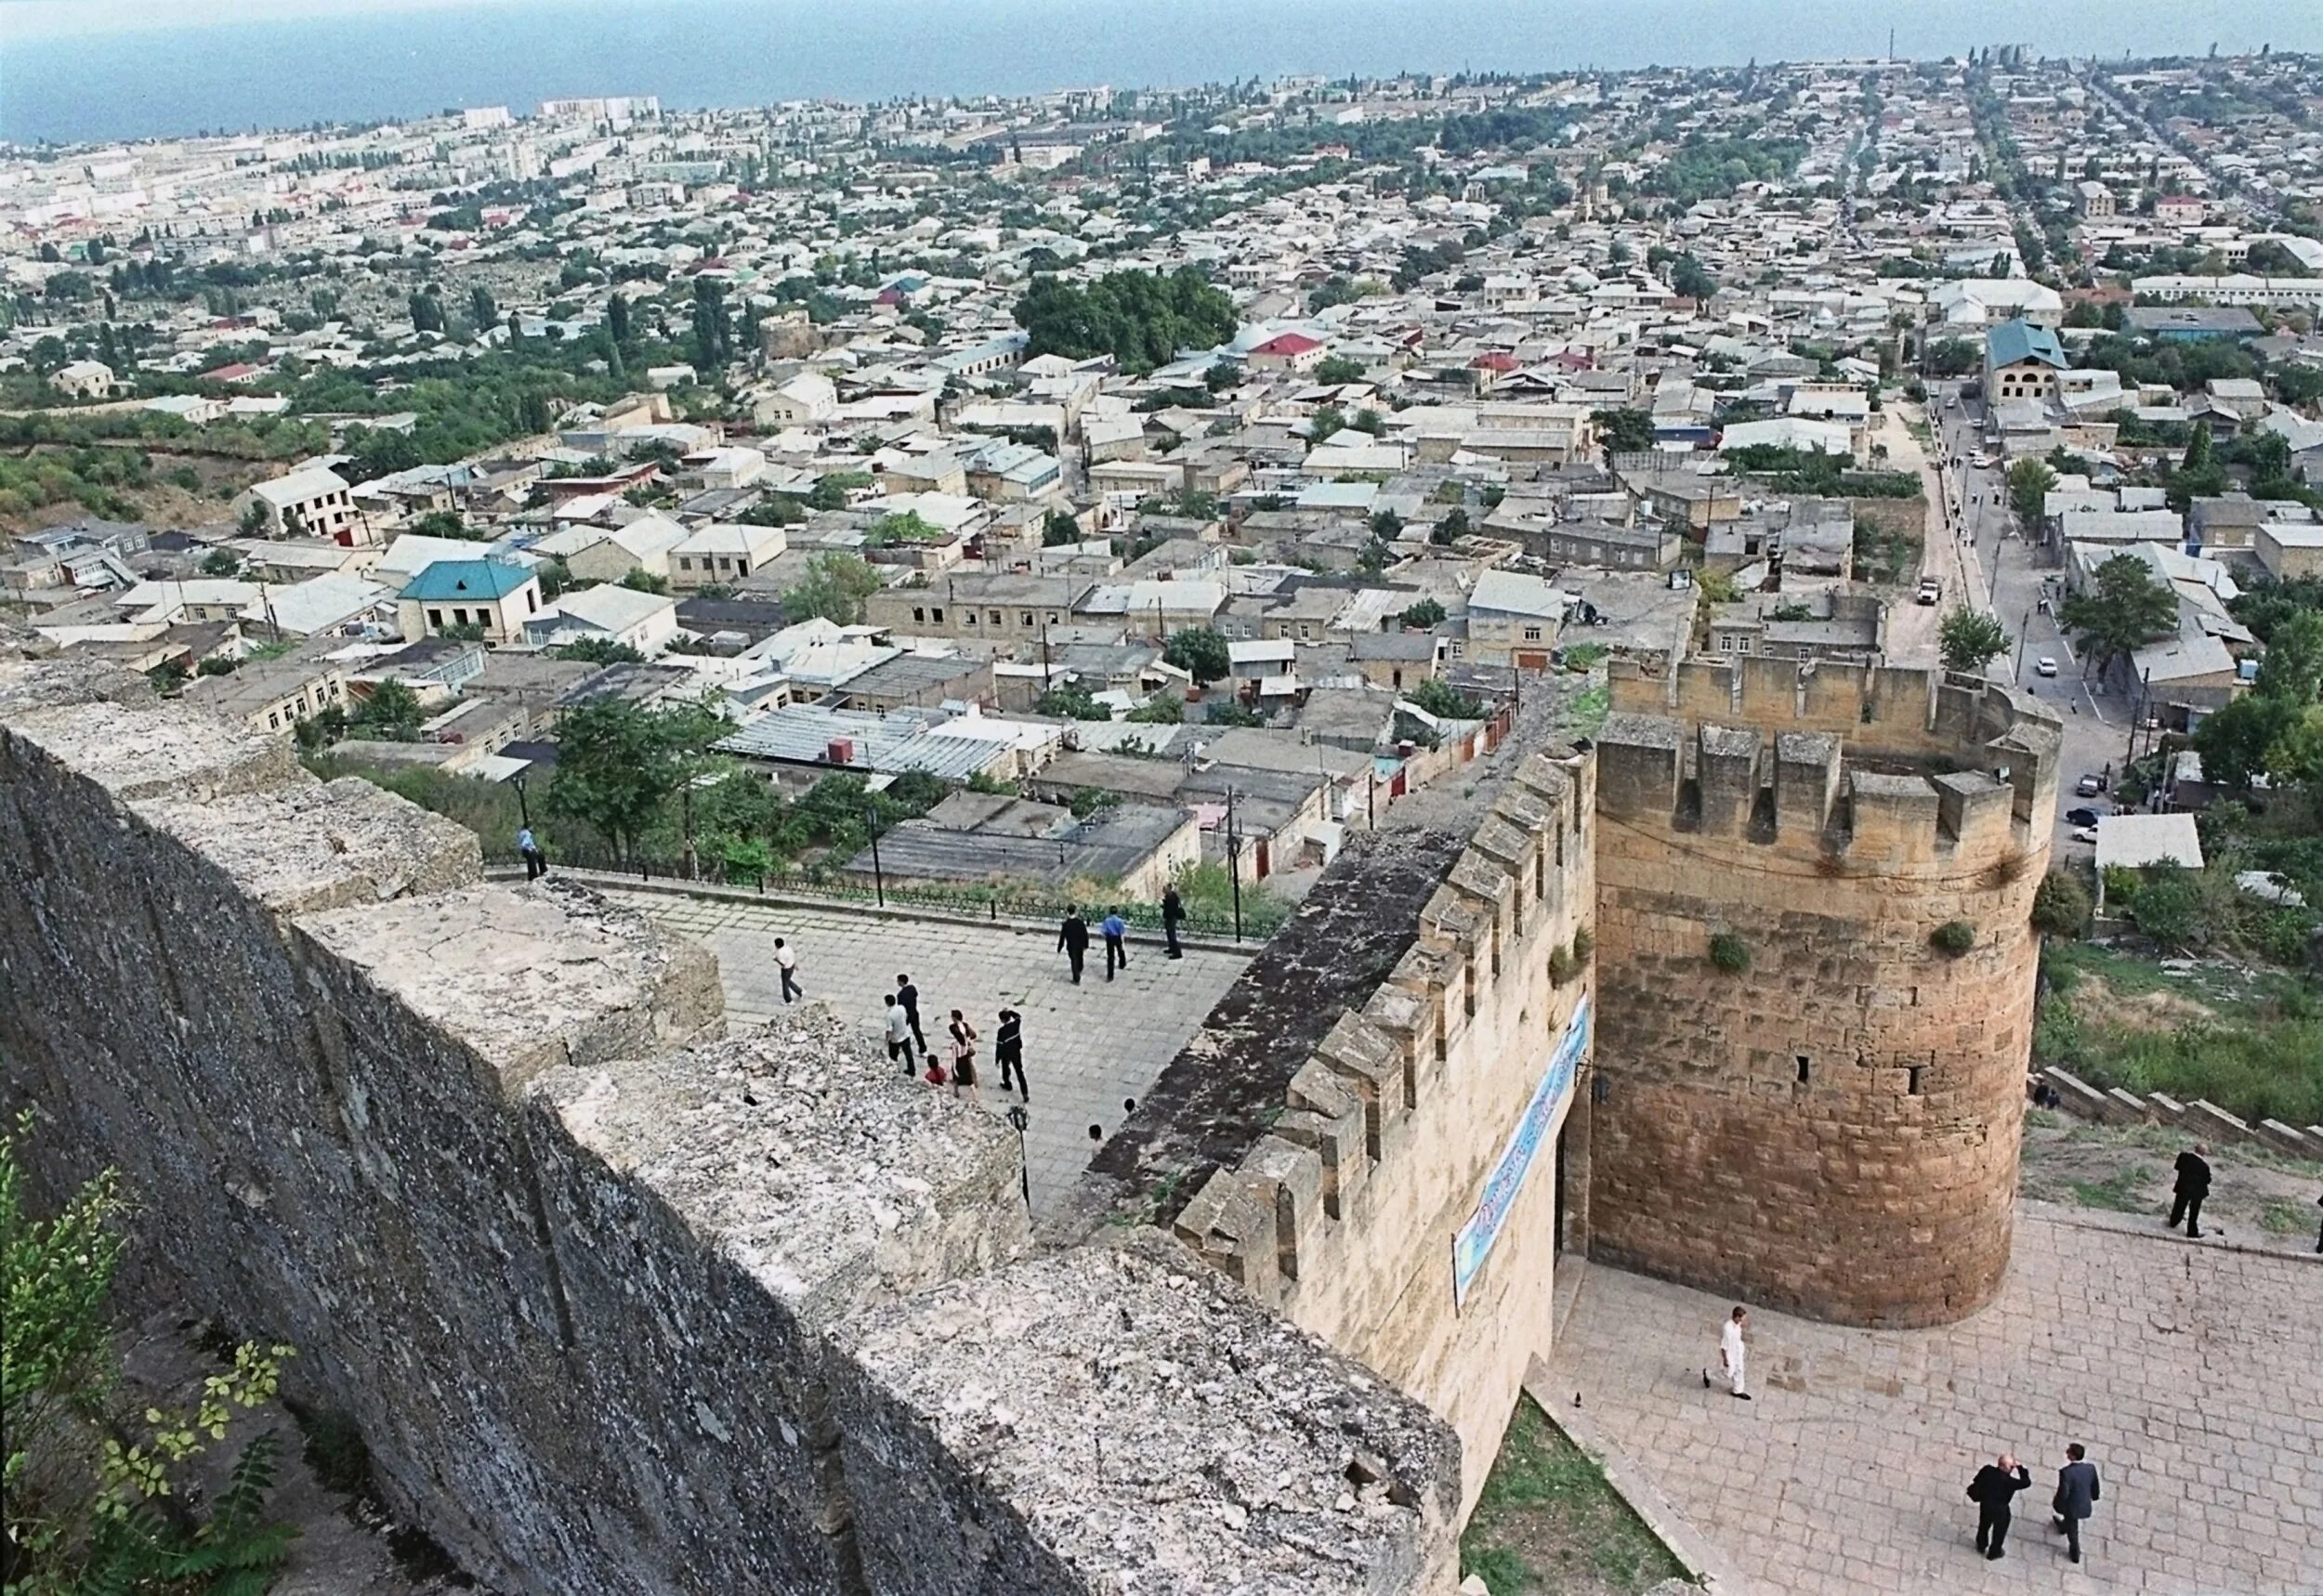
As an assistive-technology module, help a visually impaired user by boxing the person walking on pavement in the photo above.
[1162,885,1187,960]
[1966,1452,2032,1561]
[518,825,548,881]
[1101,908,1129,980]
[946,1010,979,1103]
[895,973,927,1054]
[2314,1190,2322,1253]
[995,1008,1028,1100]
[773,937,801,1004]
[883,995,914,1074]
[2052,1444,2101,1565]
[2169,1142,2212,1238]
[1057,909,1090,985]
[1703,1305,1751,1399]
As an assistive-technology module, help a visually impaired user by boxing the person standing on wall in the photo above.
[1162,884,1187,960]
[773,936,801,1004]
[518,825,547,882]
[1057,909,1089,985]
[896,973,927,1054]
[1100,907,1129,980]
[1966,1451,2032,1561]
[995,1008,1028,1101]
[1703,1305,1751,1399]
[2051,1444,2101,1565]
[2168,1143,2211,1238]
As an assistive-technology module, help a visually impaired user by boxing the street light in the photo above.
[864,805,886,908]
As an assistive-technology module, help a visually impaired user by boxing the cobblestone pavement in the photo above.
[607,890,1251,1216]
[1548,1210,2323,1596]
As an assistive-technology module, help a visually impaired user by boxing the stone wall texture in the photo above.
[0,656,1459,1596]
[1587,658,2061,1328]
[1168,752,1598,1514]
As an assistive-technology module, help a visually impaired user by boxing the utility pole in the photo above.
[865,804,886,907]
[1225,787,1243,944]
[2013,604,2033,682]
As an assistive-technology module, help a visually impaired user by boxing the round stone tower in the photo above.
[1588,658,2061,1328]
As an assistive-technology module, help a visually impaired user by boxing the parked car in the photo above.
[2065,806,2104,828]
[2076,775,2103,798]
[2036,657,2059,677]
[2071,826,2100,844]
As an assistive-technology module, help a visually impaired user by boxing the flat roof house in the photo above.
[397,559,543,644]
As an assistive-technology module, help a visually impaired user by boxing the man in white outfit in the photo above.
[1704,1305,1752,1400]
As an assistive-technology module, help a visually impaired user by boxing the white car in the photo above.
[2071,826,2100,844]
[1971,452,1997,469]
[2036,657,2059,677]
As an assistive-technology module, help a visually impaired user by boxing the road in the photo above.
[1928,393,2139,857]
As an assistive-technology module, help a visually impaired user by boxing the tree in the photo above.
[1162,626,1231,685]
[1012,267,1238,374]
[1667,252,1718,300]
[238,501,270,536]
[1400,597,1447,629]
[1036,683,1112,721]
[1591,407,1655,457]
[2057,554,2179,677]
[782,552,882,625]
[412,508,477,540]
[1431,505,1472,544]
[2030,870,2092,937]
[2005,457,2058,530]
[608,293,630,346]
[1937,607,2010,674]
[1408,678,1486,720]
[1925,338,1980,377]
[408,291,443,334]
[864,509,945,547]
[1042,509,1082,547]
[199,547,243,577]
[2180,424,2212,474]
[3,1117,299,1594]
[2251,611,2323,705]
[553,637,647,666]
[1308,404,1345,443]
[348,678,424,741]
[469,284,497,331]
[546,700,721,862]
[1314,354,1367,385]
[1369,507,1404,540]
[2190,693,2298,791]
[620,568,671,595]
[1203,359,1244,393]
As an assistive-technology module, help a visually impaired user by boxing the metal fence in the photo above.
[491,843,1287,942]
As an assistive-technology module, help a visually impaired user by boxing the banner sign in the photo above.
[1451,994,1589,1308]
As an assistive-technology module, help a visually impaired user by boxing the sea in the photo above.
[3,0,2319,149]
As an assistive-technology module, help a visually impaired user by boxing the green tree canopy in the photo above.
[1591,407,1655,457]
[1400,597,1447,629]
[2005,457,2058,529]
[545,699,722,861]
[2056,555,2178,677]
[1937,607,2010,674]
[1012,268,1238,374]
[1162,626,1231,684]
[1313,354,1367,385]
[348,678,423,741]
[1036,682,1112,721]
[782,552,882,626]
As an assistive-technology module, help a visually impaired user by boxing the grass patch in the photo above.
[2033,944,2323,1127]
[1461,1395,1686,1596]
[2258,1201,2310,1236]
[2066,1169,2149,1212]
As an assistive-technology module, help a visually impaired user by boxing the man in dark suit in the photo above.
[1057,908,1090,985]
[2053,1443,2101,1564]
[2169,1143,2211,1237]
[1966,1452,2032,1560]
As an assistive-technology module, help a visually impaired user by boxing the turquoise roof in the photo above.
[400,559,532,602]
[1985,318,2066,371]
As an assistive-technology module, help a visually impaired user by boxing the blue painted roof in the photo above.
[1986,318,2067,371]
[400,559,532,602]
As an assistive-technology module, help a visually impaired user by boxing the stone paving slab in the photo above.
[1548,1213,2323,1596]
[606,891,1250,1217]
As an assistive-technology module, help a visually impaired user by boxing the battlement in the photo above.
[0,656,1459,1596]
[1163,752,1595,1511]
[1598,658,2061,870]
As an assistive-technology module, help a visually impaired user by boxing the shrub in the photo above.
[1708,931,1751,974]
[1548,945,1579,985]
[1930,920,1976,957]
[2128,865,2207,950]
[1569,924,1595,963]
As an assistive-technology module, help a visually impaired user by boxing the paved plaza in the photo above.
[606,887,1251,1214]
[1548,1209,2323,1596]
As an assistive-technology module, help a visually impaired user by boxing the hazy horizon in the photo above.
[4,0,2319,147]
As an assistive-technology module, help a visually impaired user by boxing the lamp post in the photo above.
[1224,787,1243,944]
[1006,1105,1031,1210]
[865,805,886,908]
[511,772,532,828]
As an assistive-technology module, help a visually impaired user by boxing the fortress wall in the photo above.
[0,658,1458,1596]
[1589,664,2062,1328]
[1172,752,1596,1515]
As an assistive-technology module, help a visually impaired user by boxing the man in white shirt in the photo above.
[884,995,915,1073]
[1705,1305,1752,1400]
[774,937,801,1004]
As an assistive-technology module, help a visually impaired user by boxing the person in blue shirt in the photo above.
[1100,909,1128,980]
[518,826,547,881]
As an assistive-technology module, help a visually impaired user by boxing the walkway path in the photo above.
[605,889,1250,1216]
[1549,1211,2322,1595]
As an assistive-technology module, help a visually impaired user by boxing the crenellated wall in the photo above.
[1589,657,2062,1327]
[0,655,1461,1596]
[1168,752,1597,1515]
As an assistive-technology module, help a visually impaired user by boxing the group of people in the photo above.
[1056,887,1189,984]
[1966,1446,2103,1566]
[880,976,1027,1105]
[1709,1305,2106,1569]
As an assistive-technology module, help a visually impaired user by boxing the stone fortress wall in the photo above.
[0,657,1462,1596]
[1164,752,1596,1516]
[1588,656,2063,1328]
